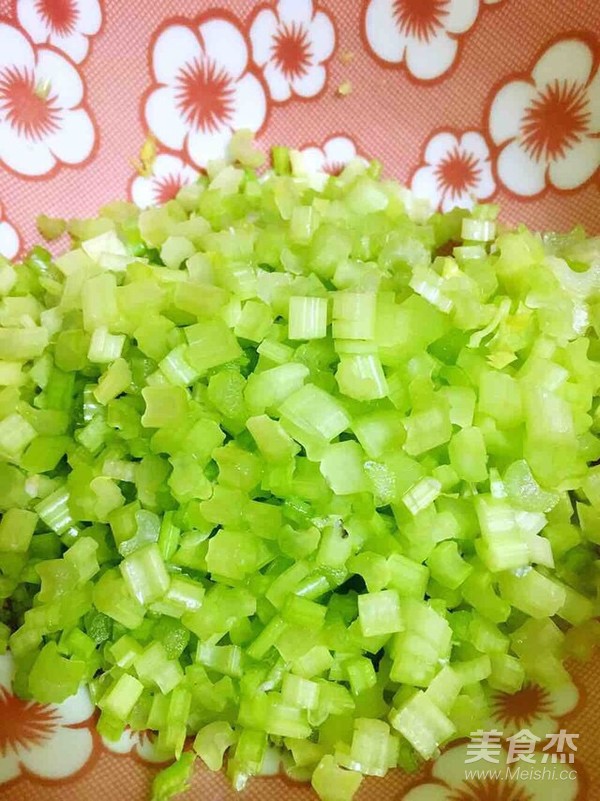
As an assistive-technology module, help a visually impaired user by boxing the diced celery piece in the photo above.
[288,296,328,340]
[2,139,600,801]
[245,363,309,413]
[151,753,196,801]
[235,300,273,343]
[99,673,143,719]
[194,721,237,771]
[134,641,183,693]
[207,529,274,580]
[402,477,441,515]
[348,718,391,777]
[87,327,125,364]
[332,292,377,340]
[0,508,37,552]
[312,755,363,801]
[279,383,350,442]
[358,590,403,637]
[120,543,170,605]
[247,414,300,462]
[141,386,188,428]
[319,441,368,495]
[184,319,242,373]
[28,642,86,703]
[390,690,455,760]
[498,569,566,618]
[427,541,473,589]
[449,427,488,483]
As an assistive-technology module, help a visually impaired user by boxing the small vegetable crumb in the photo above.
[131,133,158,177]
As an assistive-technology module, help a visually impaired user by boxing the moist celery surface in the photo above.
[1,135,600,801]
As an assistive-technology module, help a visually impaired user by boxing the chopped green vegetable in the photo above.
[2,131,600,801]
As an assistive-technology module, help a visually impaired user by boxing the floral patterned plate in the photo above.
[1,1,600,800]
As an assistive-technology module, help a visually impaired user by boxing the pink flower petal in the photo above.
[587,69,600,132]
[0,747,20,783]
[365,0,408,64]
[152,24,201,85]
[497,139,547,196]
[291,64,326,98]
[76,0,102,36]
[0,23,34,73]
[131,175,156,209]
[102,728,139,754]
[199,18,248,82]
[0,653,15,690]
[49,30,90,64]
[301,145,327,172]
[45,108,95,164]
[549,137,600,190]
[307,11,336,64]
[459,132,491,164]
[152,153,197,182]
[444,0,479,34]
[263,61,292,102]
[471,159,496,199]
[402,786,449,801]
[136,734,173,763]
[488,80,537,145]
[431,743,478,786]
[53,685,94,725]
[0,122,56,176]
[18,726,94,779]
[229,73,267,132]
[410,164,442,209]
[16,0,51,44]
[144,86,188,150]
[424,132,459,166]
[323,136,358,165]
[187,127,231,168]
[0,220,19,260]
[405,30,457,81]
[441,188,473,213]
[532,39,594,90]
[249,9,279,66]
[278,0,314,27]
[35,48,84,109]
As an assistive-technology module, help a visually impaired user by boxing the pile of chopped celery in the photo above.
[1,131,600,801]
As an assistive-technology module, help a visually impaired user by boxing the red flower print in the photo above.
[249,0,335,103]
[175,58,235,134]
[363,0,478,81]
[0,690,60,753]
[17,0,102,64]
[483,681,579,739]
[0,22,96,177]
[36,0,80,36]
[488,37,600,197]
[272,22,312,81]
[401,742,580,801]
[130,153,199,209]
[392,0,449,43]
[520,82,590,163]
[144,14,267,168]
[410,131,495,212]
[300,135,367,178]
[435,146,481,201]
[0,654,98,784]
[0,66,61,140]
[101,727,172,763]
